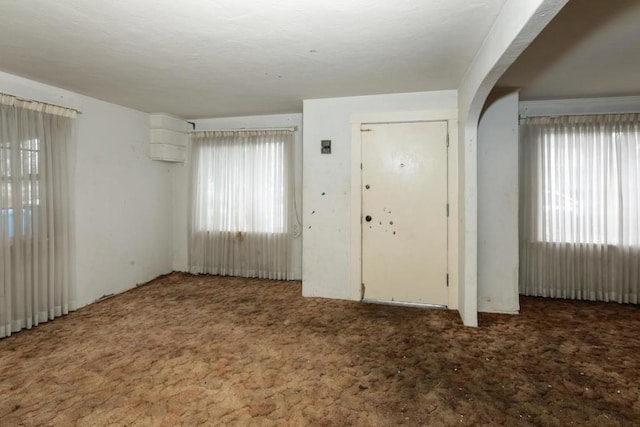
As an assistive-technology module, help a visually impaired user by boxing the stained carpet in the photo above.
[0,272,639,426]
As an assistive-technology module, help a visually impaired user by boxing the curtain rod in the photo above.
[190,126,298,132]
[1,92,82,115]
[520,112,602,119]
[519,111,639,119]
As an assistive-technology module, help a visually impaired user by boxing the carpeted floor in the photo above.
[0,273,638,426]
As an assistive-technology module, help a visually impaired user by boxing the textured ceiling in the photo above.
[0,0,507,118]
[499,0,640,100]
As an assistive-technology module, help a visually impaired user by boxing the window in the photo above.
[188,129,295,279]
[522,115,639,247]
[538,131,621,245]
[195,138,287,234]
[0,138,39,238]
[1,95,76,338]
[519,114,640,303]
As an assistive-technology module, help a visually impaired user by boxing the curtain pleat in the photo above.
[520,114,640,303]
[188,130,294,280]
[0,94,75,338]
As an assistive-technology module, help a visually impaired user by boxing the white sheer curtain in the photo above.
[0,94,76,338]
[520,114,640,303]
[189,130,294,280]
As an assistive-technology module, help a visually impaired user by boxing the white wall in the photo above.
[456,0,568,326]
[172,113,303,279]
[0,71,174,308]
[477,90,520,313]
[302,91,458,301]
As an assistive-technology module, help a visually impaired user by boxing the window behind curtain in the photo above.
[194,138,286,234]
[519,114,640,303]
[1,95,76,338]
[188,129,294,280]
[537,128,623,245]
[1,138,39,238]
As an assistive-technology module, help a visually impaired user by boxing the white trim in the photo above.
[520,96,640,118]
[349,109,459,311]
[350,109,458,124]
[478,308,519,315]
[363,299,447,310]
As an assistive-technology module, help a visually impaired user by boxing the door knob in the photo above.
[365,215,372,222]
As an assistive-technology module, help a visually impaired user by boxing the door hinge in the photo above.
[446,274,449,287]
[360,163,363,170]
[446,133,450,147]
[446,203,449,217]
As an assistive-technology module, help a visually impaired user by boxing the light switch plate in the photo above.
[321,140,331,154]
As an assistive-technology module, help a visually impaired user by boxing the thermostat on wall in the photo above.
[321,140,331,154]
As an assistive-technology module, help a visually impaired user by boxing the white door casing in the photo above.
[361,121,449,306]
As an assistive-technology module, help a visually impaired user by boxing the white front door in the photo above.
[361,121,448,306]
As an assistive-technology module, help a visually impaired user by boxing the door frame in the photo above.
[349,109,459,310]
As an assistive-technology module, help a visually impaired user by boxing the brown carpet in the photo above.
[0,273,638,426]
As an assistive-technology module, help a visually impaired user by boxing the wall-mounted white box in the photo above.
[150,129,187,147]
[149,113,190,133]
[149,113,189,162]
[149,143,186,162]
